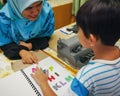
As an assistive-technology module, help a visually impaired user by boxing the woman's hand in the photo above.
[19,49,38,64]
[19,41,32,50]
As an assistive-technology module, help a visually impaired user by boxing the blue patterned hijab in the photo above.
[0,0,54,46]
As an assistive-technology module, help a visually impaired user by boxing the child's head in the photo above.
[76,0,120,47]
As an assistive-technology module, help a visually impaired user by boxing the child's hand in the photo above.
[31,67,49,86]
[31,67,57,96]
[19,49,38,64]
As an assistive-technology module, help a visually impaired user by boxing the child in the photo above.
[31,0,120,95]
[0,0,54,64]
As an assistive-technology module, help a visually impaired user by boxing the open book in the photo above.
[0,57,74,96]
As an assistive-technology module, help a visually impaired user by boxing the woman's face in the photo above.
[22,1,42,21]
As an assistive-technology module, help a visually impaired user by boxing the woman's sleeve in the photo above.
[0,43,29,60]
[0,12,13,46]
[26,36,50,50]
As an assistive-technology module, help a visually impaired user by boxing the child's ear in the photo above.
[89,34,97,47]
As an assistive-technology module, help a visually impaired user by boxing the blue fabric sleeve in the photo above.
[71,78,89,96]
[0,12,13,46]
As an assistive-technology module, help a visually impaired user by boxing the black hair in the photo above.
[76,0,120,45]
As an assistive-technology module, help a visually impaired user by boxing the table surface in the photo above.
[1,22,120,77]
[49,23,76,51]
[12,50,49,72]
[12,23,78,75]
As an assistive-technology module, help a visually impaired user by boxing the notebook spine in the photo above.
[21,69,41,96]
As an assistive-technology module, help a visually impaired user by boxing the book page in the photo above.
[0,57,74,96]
[0,71,40,96]
[23,57,74,96]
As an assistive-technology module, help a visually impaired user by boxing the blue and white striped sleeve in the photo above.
[63,66,89,96]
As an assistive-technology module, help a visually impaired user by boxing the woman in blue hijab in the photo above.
[0,0,54,64]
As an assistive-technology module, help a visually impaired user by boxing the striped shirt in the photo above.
[63,57,120,96]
